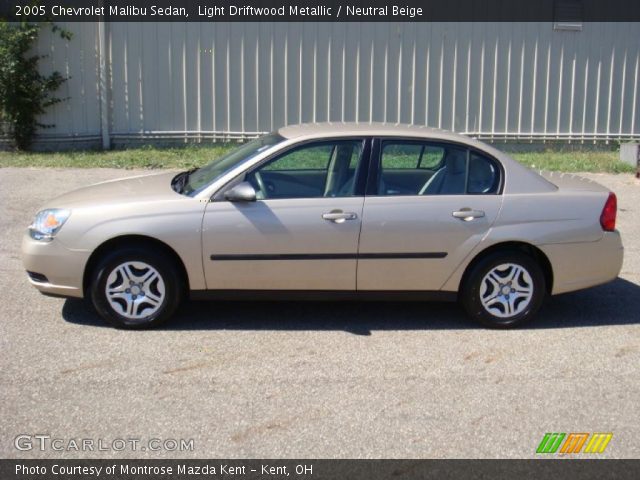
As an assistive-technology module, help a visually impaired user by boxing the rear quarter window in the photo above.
[468,152,500,194]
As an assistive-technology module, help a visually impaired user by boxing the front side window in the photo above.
[377,140,500,196]
[246,140,364,199]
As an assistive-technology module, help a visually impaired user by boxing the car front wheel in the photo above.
[90,248,182,329]
[461,251,546,328]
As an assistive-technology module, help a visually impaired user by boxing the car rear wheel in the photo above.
[90,247,182,329]
[461,251,545,328]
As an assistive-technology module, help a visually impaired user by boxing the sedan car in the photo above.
[22,123,623,329]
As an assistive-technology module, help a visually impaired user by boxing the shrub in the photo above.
[0,21,71,150]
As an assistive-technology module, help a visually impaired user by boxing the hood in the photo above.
[44,171,182,209]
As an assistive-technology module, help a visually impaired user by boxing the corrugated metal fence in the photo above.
[16,22,640,148]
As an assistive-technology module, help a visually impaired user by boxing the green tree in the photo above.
[0,21,71,150]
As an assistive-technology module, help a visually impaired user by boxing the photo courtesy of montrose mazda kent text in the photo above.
[22,123,624,329]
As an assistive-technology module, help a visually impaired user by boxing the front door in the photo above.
[202,139,367,290]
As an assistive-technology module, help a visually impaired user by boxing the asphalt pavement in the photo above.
[1,168,639,458]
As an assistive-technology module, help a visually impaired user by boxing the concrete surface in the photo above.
[0,168,639,459]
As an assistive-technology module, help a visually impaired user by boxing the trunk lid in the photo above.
[539,171,610,193]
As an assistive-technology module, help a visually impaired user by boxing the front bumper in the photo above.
[21,232,90,298]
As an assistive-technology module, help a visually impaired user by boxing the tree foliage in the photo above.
[0,21,71,149]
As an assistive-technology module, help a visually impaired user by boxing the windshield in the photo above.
[181,133,284,195]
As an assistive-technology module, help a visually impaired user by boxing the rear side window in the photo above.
[381,143,445,170]
[377,141,500,196]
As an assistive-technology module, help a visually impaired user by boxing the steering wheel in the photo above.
[253,171,268,199]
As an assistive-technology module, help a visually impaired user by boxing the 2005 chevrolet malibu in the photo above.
[22,123,623,329]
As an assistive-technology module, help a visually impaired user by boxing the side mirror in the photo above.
[224,181,257,202]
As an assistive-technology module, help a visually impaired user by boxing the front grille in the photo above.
[27,271,49,283]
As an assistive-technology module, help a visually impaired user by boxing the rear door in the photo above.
[357,139,504,291]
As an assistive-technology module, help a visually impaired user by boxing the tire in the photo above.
[460,250,546,328]
[90,247,183,329]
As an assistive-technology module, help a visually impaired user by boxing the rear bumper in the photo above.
[21,232,90,299]
[539,231,624,295]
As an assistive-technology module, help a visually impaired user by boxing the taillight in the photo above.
[600,192,617,232]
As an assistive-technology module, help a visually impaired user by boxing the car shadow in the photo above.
[61,278,640,334]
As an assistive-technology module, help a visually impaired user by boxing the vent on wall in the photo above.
[553,0,583,31]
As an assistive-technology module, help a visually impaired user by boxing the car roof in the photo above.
[278,122,472,143]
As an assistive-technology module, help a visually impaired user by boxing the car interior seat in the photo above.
[419,149,467,195]
[324,144,356,197]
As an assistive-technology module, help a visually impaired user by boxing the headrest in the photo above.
[446,150,467,174]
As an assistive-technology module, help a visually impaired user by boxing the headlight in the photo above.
[28,209,71,241]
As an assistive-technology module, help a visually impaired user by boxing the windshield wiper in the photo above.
[171,167,198,194]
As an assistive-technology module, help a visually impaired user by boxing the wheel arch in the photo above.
[82,234,190,297]
[458,241,554,295]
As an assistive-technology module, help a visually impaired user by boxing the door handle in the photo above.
[452,208,485,221]
[322,210,358,223]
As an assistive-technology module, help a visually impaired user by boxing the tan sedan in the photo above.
[22,123,623,328]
